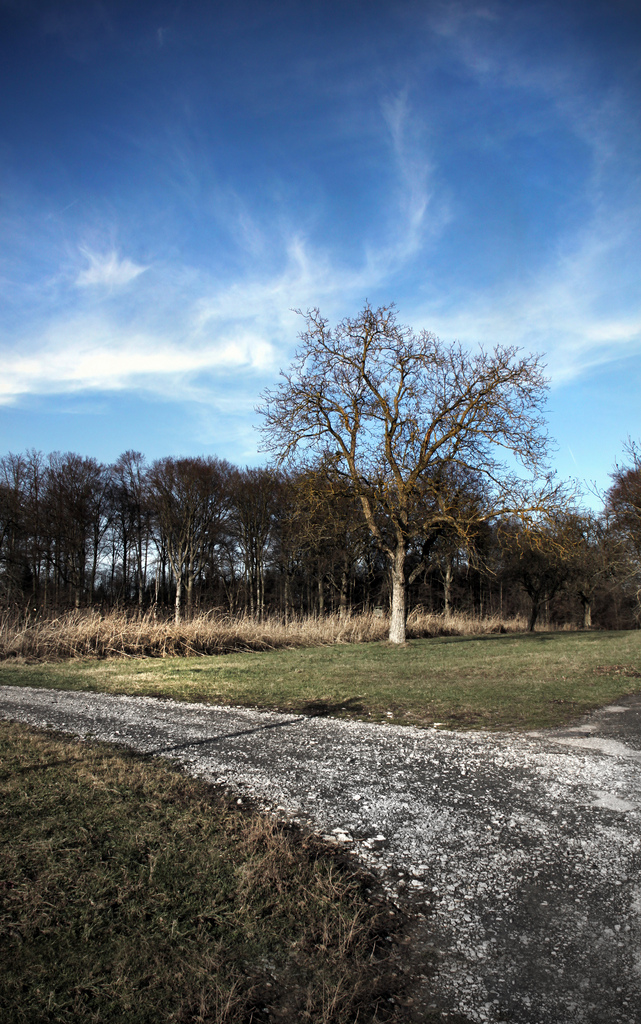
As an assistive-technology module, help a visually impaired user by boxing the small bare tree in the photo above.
[259,302,557,643]
[230,467,279,619]
[500,517,576,631]
[565,512,627,629]
[149,457,231,622]
[607,437,641,622]
[111,451,152,610]
[608,438,641,558]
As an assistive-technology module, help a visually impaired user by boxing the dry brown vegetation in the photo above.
[0,608,535,662]
[1,721,407,1023]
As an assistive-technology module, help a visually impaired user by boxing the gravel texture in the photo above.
[1,684,640,1024]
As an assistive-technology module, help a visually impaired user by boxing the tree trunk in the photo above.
[443,556,452,619]
[339,569,348,619]
[581,597,592,629]
[389,545,406,644]
[284,572,291,626]
[137,538,144,609]
[528,598,540,632]
[175,572,182,624]
[89,541,99,607]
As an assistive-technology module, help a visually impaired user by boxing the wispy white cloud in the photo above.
[400,0,641,386]
[195,236,360,331]
[6,182,640,411]
[0,316,276,407]
[76,249,148,288]
[410,204,641,384]
[378,89,449,266]
[427,0,640,191]
[2,180,436,409]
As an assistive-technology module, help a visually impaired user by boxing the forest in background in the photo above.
[0,443,639,634]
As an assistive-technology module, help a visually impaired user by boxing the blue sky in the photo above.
[1,0,640,498]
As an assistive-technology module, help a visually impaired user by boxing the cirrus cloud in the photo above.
[75,249,148,288]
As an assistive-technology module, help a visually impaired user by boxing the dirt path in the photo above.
[1,684,640,1024]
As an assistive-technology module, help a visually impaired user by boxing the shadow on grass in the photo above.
[0,757,85,779]
[427,631,597,646]
[298,696,367,717]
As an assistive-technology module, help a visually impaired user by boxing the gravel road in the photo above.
[1,684,640,1024]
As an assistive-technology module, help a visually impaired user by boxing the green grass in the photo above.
[0,721,404,1024]
[2,630,640,730]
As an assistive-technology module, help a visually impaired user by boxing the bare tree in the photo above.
[230,467,279,619]
[0,453,28,603]
[607,438,641,622]
[607,438,641,557]
[22,450,48,607]
[565,512,626,629]
[45,453,109,609]
[500,518,576,631]
[111,452,152,610]
[259,302,557,643]
[287,471,369,617]
[149,457,231,622]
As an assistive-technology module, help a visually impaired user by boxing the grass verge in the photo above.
[1,630,640,730]
[0,721,407,1024]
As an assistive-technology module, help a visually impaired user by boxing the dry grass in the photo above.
[0,721,406,1023]
[0,607,532,662]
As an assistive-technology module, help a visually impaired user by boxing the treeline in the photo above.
[0,446,640,630]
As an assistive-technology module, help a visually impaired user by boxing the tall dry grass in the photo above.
[0,607,533,662]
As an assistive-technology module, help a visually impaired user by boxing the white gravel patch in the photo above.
[1,684,640,1024]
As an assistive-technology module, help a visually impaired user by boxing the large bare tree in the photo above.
[259,302,557,643]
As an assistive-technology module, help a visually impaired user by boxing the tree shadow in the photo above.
[429,631,568,646]
[0,757,84,778]
[150,717,302,755]
[297,696,366,717]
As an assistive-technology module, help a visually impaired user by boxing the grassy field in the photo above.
[2,629,640,730]
[0,721,410,1024]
